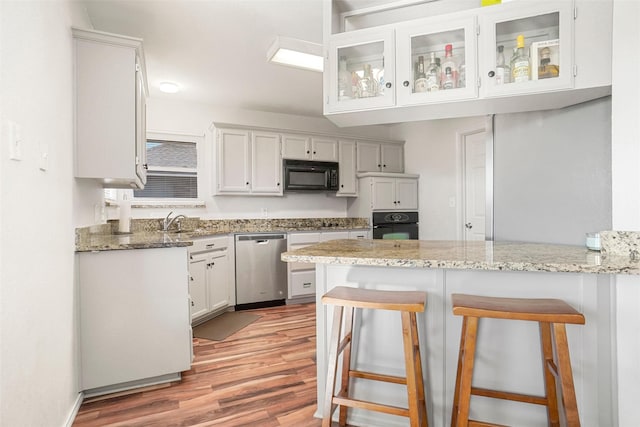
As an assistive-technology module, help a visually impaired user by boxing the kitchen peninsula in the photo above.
[282,237,639,427]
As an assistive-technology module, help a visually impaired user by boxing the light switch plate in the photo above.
[5,120,23,161]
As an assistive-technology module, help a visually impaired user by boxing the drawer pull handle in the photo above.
[206,244,215,249]
[303,282,312,288]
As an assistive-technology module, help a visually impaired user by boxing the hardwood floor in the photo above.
[73,303,326,426]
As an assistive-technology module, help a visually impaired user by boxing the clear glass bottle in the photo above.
[495,45,510,85]
[440,44,458,89]
[351,71,361,99]
[338,56,352,100]
[537,47,559,79]
[359,64,378,98]
[510,34,530,83]
[414,56,428,93]
[442,66,455,90]
[426,52,440,92]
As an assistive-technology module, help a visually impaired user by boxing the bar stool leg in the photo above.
[323,305,344,427]
[338,306,354,427]
[402,311,428,427]
[553,323,581,427]
[539,322,560,427]
[452,316,479,427]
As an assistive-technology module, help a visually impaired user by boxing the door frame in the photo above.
[456,115,494,241]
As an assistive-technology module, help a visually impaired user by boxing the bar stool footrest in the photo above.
[468,419,510,427]
[471,386,548,406]
[333,394,410,418]
[349,369,407,385]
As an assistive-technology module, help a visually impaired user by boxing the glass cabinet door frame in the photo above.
[326,26,395,113]
[478,1,574,98]
[396,13,478,106]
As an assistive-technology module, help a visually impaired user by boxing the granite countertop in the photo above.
[281,239,640,275]
[75,217,370,252]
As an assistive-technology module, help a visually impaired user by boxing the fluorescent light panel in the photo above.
[267,36,323,72]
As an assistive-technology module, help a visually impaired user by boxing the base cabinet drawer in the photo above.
[290,270,316,297]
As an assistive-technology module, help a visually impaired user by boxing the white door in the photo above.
[357,141,381,172]
[251,131,282,194]
[189,254,209,320]
[337,140,357,196]
[217,128,251,193]
[380,143,404,173]
[311,137,338,161]
[395,178,419,210]
[281,134,310,160]
[463,130,486,241]
[371,177,397,210]
[208,251,230,312]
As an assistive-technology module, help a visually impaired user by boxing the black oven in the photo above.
[372,211,419,240]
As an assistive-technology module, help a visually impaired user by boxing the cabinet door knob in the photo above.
[383,164,387,167]
[488,70,495,78]
[306,150,310,154]
[377,164,381,168]
[385,82,392,88]
[191,301,194,306]
[190,276,193,281]
[143,163,149,170]
[403,81,410,87]
[277,182,280,186]
[341,184,344,188]
[246,182,250,185]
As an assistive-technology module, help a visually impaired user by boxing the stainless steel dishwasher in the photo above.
[234,233,288,310]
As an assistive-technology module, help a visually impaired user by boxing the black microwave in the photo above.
[283,159,339,192]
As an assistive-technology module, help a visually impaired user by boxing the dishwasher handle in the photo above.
[236,234,287,242]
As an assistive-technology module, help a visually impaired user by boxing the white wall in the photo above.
[0,1,94,425]
[493,97,612,246]
[611,1,640,425]
[390,116,487,240]
[129,98,395,220]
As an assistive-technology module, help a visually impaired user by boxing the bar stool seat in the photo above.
[450,293,586,427]
[321,286,429,427]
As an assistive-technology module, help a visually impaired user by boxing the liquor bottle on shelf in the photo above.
[495,45,510,85]
[458,60,466,88]
[426,52,440,92]
[414,56,428,93]
[440,44,458,89]
[338,56,352,100]
[351,71,361,99]
[359,64,378,98]
[510,34,530,83]
[537,47,559,79]
[442,67,455,90]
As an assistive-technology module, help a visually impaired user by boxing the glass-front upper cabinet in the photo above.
[326,27,395,113]
[396,15,478,106]
[479,2,574,98]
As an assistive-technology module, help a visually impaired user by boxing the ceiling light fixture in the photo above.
[267,36,324,72]
[159,81,180,93]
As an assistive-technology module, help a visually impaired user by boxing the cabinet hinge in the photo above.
[135,63,141,72]
[326,95,329,105]
[476,24,480,36]
[574,6,578,19]
[573,64,578,77]
[477,76,481,88]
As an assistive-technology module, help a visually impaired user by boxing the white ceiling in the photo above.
[81,0,326,117]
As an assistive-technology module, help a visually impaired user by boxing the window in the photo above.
[133,137,198,199]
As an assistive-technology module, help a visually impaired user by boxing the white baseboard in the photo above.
[64,392,84,427]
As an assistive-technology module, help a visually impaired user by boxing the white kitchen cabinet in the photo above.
[188,236,235,324]
[356,141,404,173]
[73,27,148,189]
[337,139,357,196]
[323,0,612,127]
[348,172,420,217]
[282,134,338,162]
[78,247,191,395]
[214,127,282,196]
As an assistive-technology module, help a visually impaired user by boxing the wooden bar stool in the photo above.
[450,293,586,427]
[321,286,428,427]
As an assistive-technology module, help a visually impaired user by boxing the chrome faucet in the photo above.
[163,211,187,232]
